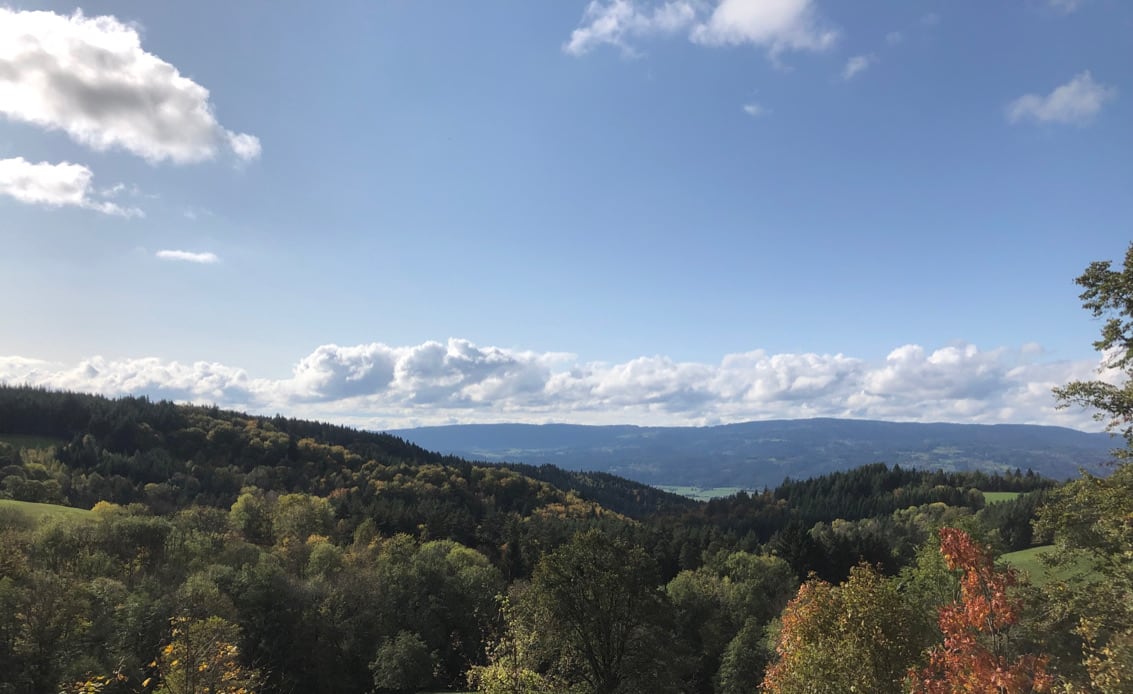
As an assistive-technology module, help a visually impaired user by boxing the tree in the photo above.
[525,529,678,693]
[761,564,924,694]
[666,552,797,692]
[154,616,263,694]
[1031,463,1133,690]
[466,588,565,694]
[912,528,1051,694]
[716,618,771,694]
[1053,242,1133,454]
[228,490,273,545]
[1038,243,1133,690]
[370,631,435,693]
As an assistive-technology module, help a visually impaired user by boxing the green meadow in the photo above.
[657,485,749,502]
[981,490,1022,504]
[0,498,93,524]
[1000,545,1098,588]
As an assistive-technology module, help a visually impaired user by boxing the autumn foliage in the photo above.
[761,564,922,693]
[912,528,1051,694]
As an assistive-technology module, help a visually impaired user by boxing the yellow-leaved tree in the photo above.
[151,615,263,694]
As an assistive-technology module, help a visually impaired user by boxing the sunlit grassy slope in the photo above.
[1000,545,1098,588]
[0,499,93,523]
[982,490,1022,504]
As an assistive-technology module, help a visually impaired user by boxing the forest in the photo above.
[2,247,1133,692]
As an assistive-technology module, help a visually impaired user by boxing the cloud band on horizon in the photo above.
[0,338,1112,432]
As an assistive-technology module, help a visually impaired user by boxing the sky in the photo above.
[0,0,1130,431]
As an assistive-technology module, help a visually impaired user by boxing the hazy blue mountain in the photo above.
[389,419,1116,489]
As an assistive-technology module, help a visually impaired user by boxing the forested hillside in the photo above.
[0,384,1097,693]
[392,418,1113,488]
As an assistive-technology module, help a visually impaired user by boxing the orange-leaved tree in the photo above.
[912,527,1051,694]
[761,564,924,694]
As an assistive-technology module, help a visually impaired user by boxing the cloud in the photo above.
[155,250,219,264]
[842,54,875,80]
[564,0,697,56]
[1006,71,1116,126]
[565,0,837,59]
[0,156,141,216]
[690,0,838,55]
[227,132,262,161]
[0,338,1111,431]
[0,8,259,163]
[0,355,255,404]
[742,102,768,117]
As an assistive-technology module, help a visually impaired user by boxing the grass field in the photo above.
[981,490,1022,504]
[0,433,66,450]
[1000,545,1097,588]
[0,498,93,524]
[657,486,749,502]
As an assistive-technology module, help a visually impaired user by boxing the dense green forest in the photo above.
[3,246,1133,692]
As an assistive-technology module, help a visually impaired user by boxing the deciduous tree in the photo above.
[526,529,678,693]
[761,564,923,694]
[912,528,1050,693]
[153,615,262,694]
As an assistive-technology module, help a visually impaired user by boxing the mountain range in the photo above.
[391,419,1116,489]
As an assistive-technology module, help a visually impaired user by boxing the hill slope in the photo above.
[391,419,1114,489]
[0,385,694,523]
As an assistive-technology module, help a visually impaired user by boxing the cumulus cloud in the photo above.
[155,250,219,264]
[565,0,837,59]
[0,156,141,216]
[690,0,837,54]
[0,7,259,163]
[0,355,256,404]
[1006,71,1116,126]
[0,339,1112,431]
[842,54,875,80]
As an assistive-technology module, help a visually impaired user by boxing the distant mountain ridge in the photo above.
[390,419,1116,489]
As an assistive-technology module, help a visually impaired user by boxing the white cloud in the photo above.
[565,0,837,60]
[0,339,1111,431]
[0,355,255,404]
[690,0,838,55]
[885,31,903,45]
[742,102,768,117]
[0,156,141,216]
[1006,71,1116,126]
[842,54,876,80]
[226,132,262,161]
[564,0,697,56]
[155,250,219,264]
[0,8,259,163]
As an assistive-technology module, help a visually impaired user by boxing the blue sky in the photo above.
[0,0,1130,430]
